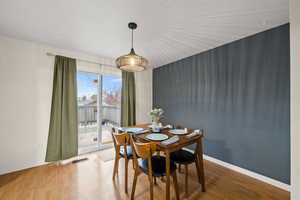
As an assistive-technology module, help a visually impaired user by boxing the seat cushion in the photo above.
[139,156,177,177]
[170,149,195,164]
[119,145,133,158]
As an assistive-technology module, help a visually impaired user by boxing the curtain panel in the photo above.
[45,56,78,162]
[121,72,136,126]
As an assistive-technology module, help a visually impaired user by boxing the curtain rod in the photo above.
[46,52,115,67]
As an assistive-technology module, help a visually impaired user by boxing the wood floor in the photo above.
[0,153,289,200]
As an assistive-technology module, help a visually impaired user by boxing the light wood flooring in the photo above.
[0,153,290,200]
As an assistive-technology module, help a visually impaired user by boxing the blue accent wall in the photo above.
[153,24,290,184]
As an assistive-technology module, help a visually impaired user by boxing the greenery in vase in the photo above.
[149,108,164,122]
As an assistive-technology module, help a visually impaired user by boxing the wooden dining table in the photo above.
[127,123,206,200]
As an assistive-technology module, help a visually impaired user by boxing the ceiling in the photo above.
[0,0,289,68]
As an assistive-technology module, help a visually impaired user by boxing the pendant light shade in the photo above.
[116,22,148,72]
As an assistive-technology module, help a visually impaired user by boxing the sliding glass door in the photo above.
[77,72,99,154]
[77,72,121,154]
[100,75,122,144]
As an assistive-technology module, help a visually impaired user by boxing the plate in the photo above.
[124,128,144,133]
[146,134,169,141]
[169,129,188,135]
[148,125,163,129]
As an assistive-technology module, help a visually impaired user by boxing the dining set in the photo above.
[111,123,206,200]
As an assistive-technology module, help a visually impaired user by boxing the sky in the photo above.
[77,72,122,98]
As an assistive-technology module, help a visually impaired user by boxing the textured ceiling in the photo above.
[0,0,289,68]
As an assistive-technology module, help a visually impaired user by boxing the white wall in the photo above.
[135,69,152,124]
[0,36,52,174]
[0,35,139,175]
[290,0,300,199]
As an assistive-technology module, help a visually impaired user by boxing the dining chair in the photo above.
[130,134,180,200]
[171,128,206,197]
[175,125,185,173]
[111,128,133,194]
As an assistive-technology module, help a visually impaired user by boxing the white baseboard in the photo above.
[183,148,290,192]
[0,160,47,176]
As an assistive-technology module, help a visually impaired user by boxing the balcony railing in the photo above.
[78,105,120,127]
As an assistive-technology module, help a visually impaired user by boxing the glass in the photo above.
[77,72,99,154]
[100,75,122,143]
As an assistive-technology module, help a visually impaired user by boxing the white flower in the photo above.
[149,107,164,118]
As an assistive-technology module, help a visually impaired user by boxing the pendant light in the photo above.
[116,22,148,72]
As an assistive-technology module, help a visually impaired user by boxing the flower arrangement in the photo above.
[149,108,164,123]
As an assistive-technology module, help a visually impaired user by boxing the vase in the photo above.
[152,117,159,126]
[151,117,160,132]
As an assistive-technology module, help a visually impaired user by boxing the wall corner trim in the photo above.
[183,148,290,192]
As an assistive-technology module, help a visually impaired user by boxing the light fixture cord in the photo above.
[131,29,133,49]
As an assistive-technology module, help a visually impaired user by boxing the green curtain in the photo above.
[45,56,78,162]
[121,72,136,127]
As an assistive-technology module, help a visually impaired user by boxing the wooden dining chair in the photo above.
[130,134,180,200]
[111,128,133,194]
[171,128,206,197]
[175,125,185,173]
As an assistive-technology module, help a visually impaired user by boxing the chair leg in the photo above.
[178,164,182,173]
[154,177,157,185]
[172,171,180,200]
[125,158,129,193]
[112,156,120,179]
[131,171,139,200]
[195,157,201,184]
[132,158,135,169]
[185,165,188,197]
[148,174,154,200]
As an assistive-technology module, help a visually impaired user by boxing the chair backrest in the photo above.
[111,128,131,158]
[111,127,130,145]
[130,134,157,170]
[111,127,117,147]
[130,134,156,158]
[174,127,205,156]
[193,129,205,156]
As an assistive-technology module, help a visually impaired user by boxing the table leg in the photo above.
[198,140,206,192]
[165,150,170,200]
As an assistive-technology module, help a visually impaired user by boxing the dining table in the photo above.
[125,123,206,200]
